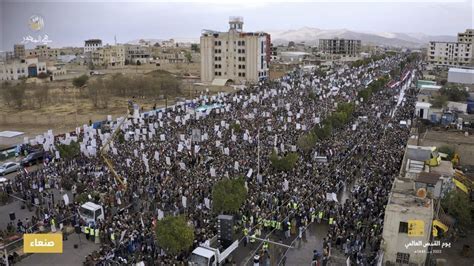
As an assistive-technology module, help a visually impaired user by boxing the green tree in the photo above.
[191,44,200,52]
[56,141,81,160]
[441,189,472,228]
[440,86,469,102]
[212,177,247,214]
[72,74,89,88]
[270,151,299,171]
[155,216,194,255]
[313,123,333,140]
[184,51,192,63]
[430,95,448,108]
[297,132,317,154]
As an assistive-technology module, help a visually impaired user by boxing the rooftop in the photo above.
[388,179,433,210]
[448,68,474,74]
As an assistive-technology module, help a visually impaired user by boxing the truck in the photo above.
[79,201,104,226]
[189,237,239,266]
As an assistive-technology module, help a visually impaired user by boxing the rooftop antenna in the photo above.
[114,35,117,45]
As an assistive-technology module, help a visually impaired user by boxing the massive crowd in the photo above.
[2,52,421,265]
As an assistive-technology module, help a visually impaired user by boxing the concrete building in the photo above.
[84,39,103,53]
[0,57,46,81]
[26,45,60,60]
[91,45,125,68]
[381,178,434,266]
[447,68,474,85]
[200,17,270,84]
[427,29,473,68]
[13,44,25,59]
[125,45,151,64]
[319,38,361,58]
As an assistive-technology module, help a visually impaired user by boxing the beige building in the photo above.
[427,29,473,68]
[381,178,434,266]
[26,45,60,60]
[0,57,47,81]
[200,17,270,84]
[91,45,125,68]
[14,44,25,59]
[319,38,361,58]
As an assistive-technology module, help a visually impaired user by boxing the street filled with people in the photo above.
[1,52,421,265]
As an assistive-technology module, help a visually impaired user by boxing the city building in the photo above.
[91,45,125,68]
[200,17,270,84]
[84,39,103,53]
[125,45,151,65]
[0,57,47,81]
[319,38,361,58]
[26,45,60,60]
[13,44,25,59]
[381,178,434,266]
[427,29,473,68]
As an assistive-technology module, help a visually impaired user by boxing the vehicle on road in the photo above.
[0,162,20,176]
[189,240,238,266]
[21,151,47,167]
[79,202,105,225]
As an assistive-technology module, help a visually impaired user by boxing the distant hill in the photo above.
[268,27,456,48]
[126,38,199,45]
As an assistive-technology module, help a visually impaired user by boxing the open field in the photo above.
[0,63,233,148]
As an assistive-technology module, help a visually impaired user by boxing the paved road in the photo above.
[18,233,99,266]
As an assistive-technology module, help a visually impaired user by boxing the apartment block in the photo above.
[200,17,270,84]
[427,29,473,68]
[319,38,361,57]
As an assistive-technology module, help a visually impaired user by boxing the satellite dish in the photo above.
[416,188,427,199]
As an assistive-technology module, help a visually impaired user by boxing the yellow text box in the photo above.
[408,220,424,237]
[24,233,63,253]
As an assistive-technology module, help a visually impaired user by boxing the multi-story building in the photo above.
[427,29,473,68]
[84,39,103,53]
[26,45,60,60]
[91,45,125,68]
[319,38,361,58]
[125,45,151,64]
[200,17,270,84]
[14,44,25,59]
[0,57,47,81]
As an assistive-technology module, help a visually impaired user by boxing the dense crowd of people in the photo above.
[1,52,422,265]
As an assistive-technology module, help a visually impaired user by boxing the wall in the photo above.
[382,203,433,265]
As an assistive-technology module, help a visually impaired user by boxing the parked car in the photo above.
[21,151,47,167]
[0,162,20,176]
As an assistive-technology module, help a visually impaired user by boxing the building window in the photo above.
[396,252,410,264]
[399,222,408,233]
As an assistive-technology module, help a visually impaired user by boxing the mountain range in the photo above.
[268,27,456,48]
[126,28,456,48]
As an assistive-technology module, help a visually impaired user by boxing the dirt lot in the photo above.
[0,62,233,148]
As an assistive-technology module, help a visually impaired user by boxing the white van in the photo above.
[79,202,104,225]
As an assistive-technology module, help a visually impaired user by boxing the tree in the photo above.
[191,44,199,52]
[72,74,89,88]
[154,216,194,255]
[430,95,448,108]
[184,51,192,63]
[313,123,333,140]
[56,141,80,160]
[270,151,299,171]
[440,86,469,102]
[212,177,247,214]
[441,189,472,228]
[297,132,317,154]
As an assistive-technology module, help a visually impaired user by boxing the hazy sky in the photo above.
[0,0,473,50]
